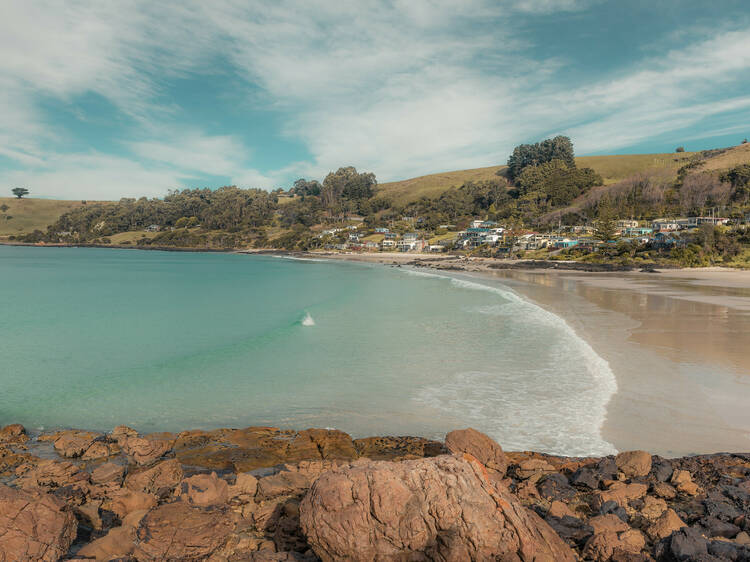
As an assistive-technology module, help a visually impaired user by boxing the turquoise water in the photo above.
[0,246,616,455]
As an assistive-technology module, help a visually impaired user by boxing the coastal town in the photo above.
[311,214,750,258]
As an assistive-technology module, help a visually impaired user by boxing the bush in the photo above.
[675,146,685,153]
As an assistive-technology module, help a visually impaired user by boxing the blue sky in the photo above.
[1,1,749,199]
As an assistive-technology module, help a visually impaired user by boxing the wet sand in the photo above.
[466,268,750,457]
[290,251,750,456]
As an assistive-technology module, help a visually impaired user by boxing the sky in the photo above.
[1,1,749,200]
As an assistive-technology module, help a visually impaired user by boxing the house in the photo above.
[364,241,379,251]
[696,216,730,226]
[438,224,456,230]
[623,227,653,237]
[384,232,398,240]
[428,245,445,252]
[348,233,360,242]
[554,238,579,249]
[145,224,161,232]
[617,220,639,229]
[381,239,396,249]
[570,225,594,234]
[652,232,684,248]
[675,217,699,229]
[375,227,390,233]
[402,232,419,242]
[397,240,416,252]
[652,220,679,231]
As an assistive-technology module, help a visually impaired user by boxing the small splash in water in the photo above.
[301,312,315,326]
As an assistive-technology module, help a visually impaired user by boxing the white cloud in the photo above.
[0,1,749,199]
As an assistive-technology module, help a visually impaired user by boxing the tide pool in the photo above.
[0,246,616,455]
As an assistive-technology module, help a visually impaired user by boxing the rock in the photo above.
[589,514,630,534]
[736,531,750,545]
[600,500,629,523]
[120,435,172,465]
[709,539,750,560]
[669,526,709,560]
[571,466,601,490]
[651,457,674,482]
[353,436,445,460]
[652,481,677,500]
[124,458,183,497]
[583,527,646,562]
[74,500,103,531]
[538,473,576,500]
[0,423,28,444]
[110,425,138,443]
[646,508,687,540]
[90,462,125,486]
[516,458,557,480]
[15,459,88,491]
[0,445,31,476]
[640,495,668,520]
[80,440,120,460]
[180,472,229,507]
[50,430,103,458]
[299,454,577,562]
[257,469,316,500]
[133,502,237,560]
[291,428,357,461]
[671,469,701,496]
[230,472,258,498]
[444,428,507,476]
[548,500,577,519]
[701,516,740,538]
[594,482,648,508]
[76,525,136,560]
[0,485,77,561]
[616,450,652,479]
[103,489,157,518]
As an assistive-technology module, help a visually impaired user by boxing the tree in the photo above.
[675,146,685,153]
[292,178,322,197]
[12,187,29,199]
[506,135,575,181]
[594,198,617,242]
[321,167,376,210]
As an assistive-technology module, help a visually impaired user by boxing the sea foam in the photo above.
[405,269,618,456]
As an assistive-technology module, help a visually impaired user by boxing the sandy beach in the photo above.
[285,251,750,457]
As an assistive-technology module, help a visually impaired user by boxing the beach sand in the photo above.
[291,251,750,456]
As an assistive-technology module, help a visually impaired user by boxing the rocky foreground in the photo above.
[0,424,749,561]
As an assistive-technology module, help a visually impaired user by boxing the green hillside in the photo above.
[0,198,109,237]
[376,151,700,205]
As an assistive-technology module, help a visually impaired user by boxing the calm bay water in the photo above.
[0,246,616,455]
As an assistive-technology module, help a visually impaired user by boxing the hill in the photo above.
[376,151,699,205]
[0,198,111,237]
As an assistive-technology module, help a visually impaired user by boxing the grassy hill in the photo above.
[0,198,111,237]
[376,151,702,205]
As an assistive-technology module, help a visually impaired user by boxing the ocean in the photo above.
[0,246,617,456]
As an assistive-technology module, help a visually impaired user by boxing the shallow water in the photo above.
[0,246,616,455]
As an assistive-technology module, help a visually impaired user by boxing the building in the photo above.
[652,220,679,232]
[384,232,398,239]
[554,238,579,249]
[381,239,396,249]
[145,224,161,232]
[617,220,639,229]
[428,245,445,252]
[402,232,419,242]
[622,227,653,237]
[374,227,390,233]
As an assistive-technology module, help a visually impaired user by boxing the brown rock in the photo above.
[0,445,31,476]
[300,454,577,562]
[640,495,667,520]
[76,525,136,560]
[291,428,357,461]
[257,469,315,500]
[133,502,237,560]
[15,459,88,491]
[583,531,622,561]
[444,427,508,476]
[90,462,125,486]
[548,500,577,519]
[594,482,648,508]
[589,514,630,534]
[0,423,28,444]
[180,472,229,507]
[103,489,157,518]
[615,450,652,478]
[652,481,677,500]
[646,508,686,540]
[516,458,556,479]
[120,435,172,465]
[0,485,77,561]
[230,472,258,498]
[80,440,120,460]
[670,469,701,495]
[353,436,445,460]
[124,458,183,496]
[50,430,103,458]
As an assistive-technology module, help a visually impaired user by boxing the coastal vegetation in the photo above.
[6,139,750,268]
